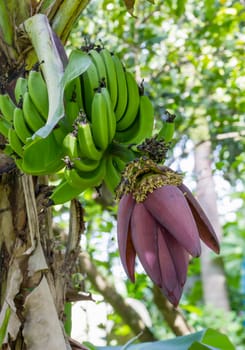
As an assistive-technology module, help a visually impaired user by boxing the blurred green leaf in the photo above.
[94,328,236,349]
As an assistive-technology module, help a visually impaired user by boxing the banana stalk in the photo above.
[0,0,17,61]
[38,0,60,18]
[51,0,91,43]
[0,1,14,46]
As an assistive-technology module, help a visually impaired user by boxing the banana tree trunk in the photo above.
[0,166,85,348]
[194,139,230,310]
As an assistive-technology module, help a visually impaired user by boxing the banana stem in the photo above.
[0,1,13,45]
[51,0,92,43]
[0,0,17,61]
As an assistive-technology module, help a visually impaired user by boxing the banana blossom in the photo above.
[117,159,220,306]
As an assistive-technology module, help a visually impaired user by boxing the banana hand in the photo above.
[21,131,65,175]
[77,122,103,161]
[49,178,83,205]
[115,94,154,145]
[64,157,106,190]
[63,132,100,172]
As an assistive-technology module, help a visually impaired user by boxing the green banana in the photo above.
[27,69,49,120]
[112,53,128,121]
[22,92,45,132]
[49,178,83,205]
[115,94,154,145]
[62,132,100,172]
[104,154,122,194]
[63,77,84,132]
[157,121,175,143]
[91,90,109,151]
[89,49,108,87]
[64,76,83,111]
[74,156,100,173]
[60,101,80,132]
[7,127,24,157]
[0,117,11,137]
[100,48,118,110]
[64,157,106,190]
[13,107,32,143]
[101,87,116,144]
[157,112,176,143]
[80,60,100,120]
[63,98,80,133]
[77,122,103,161]
[62,132,79,158]
[116,71,140,131]
[21,132,65,175]
[0,94,16,122]
[14,77,28,105]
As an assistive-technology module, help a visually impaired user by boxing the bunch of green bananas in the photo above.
[80,46,155,146]
[0,45,156,205]
[50,45,155,204]
[50,128,135,205]
[0,68,67,175]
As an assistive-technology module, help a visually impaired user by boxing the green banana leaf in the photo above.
[23,14,91,139]
[0,305,11,346]
[92,328,235,350]
[64,302,72,336]
[189,344,218,350]
[197,328,235,350]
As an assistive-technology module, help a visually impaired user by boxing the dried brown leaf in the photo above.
[23,276,67,350]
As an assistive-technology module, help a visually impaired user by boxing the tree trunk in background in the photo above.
[79,252,156,342]
[194,140,230,310]
[152,285,194,336]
